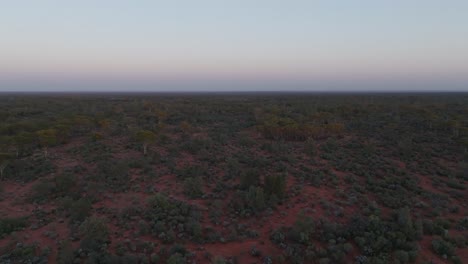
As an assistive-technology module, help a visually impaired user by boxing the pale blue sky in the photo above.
[1,0,467,91]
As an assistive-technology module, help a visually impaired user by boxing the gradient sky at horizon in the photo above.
[1,0,468,91]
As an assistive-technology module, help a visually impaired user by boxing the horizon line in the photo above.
[1,90,467,95]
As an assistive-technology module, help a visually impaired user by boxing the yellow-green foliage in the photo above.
[257,114,344,141]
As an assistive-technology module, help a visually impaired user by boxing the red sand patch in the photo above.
[0,181,36,218]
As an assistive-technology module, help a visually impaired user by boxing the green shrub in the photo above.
[69,198,92,222]
[54,173,77,195]
[79,217,109,252]
[0,217,28,237]
[93,160,130,191]
[239,169,260,189]
[56,241,74,264]
[30,180,55,202]
[343,243,353,254]
[184,177,203,198]
[264,173,287,199]
[431,238,455,257]
[167,252,186,264]
[394,250,409,264]
[6,156,55,182]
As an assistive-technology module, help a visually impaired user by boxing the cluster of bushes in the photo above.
[0,242,47,264]
[69,141,112,163]
[297,168,336,188]
[59,216,189,264]
[0,94,467,263]
[57,240,188,264]
[0,217,28,238]
[267,207,468,263]
[144,194,203,243]
[79,217,110,252]
[229,173,287,216]
[3,156,55,182]
[183,177,203,198]
[230,187,268,215]
[128,156,158,178]
[316,137,433,211]
[29,173,77,202]
[176,164,208,180]
[257,115,345,141]
[90,159,130,191]
[61,197,93,223]
[180,137,214,155]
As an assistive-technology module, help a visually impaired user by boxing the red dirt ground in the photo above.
[0,134,467,264]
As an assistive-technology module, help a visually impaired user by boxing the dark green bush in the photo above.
[183,177,203,198]
[79,217,109,252]
[93,160,130,191]
[68,198,92,222]
[431,238,455,257]
[0,217,28,237]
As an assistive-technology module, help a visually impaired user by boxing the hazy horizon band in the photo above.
[1,1,468,91]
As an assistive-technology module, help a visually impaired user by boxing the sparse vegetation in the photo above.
[0,94,466,263]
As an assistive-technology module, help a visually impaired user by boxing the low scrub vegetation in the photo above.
[0,94,466,263]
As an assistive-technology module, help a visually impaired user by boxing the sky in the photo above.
[1,0,467,92]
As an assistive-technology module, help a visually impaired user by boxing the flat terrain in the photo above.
[0,93,467,264]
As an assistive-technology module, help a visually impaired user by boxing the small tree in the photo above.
[36,129,57,158]
[135,130,156,155]
[155,110,168,125]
